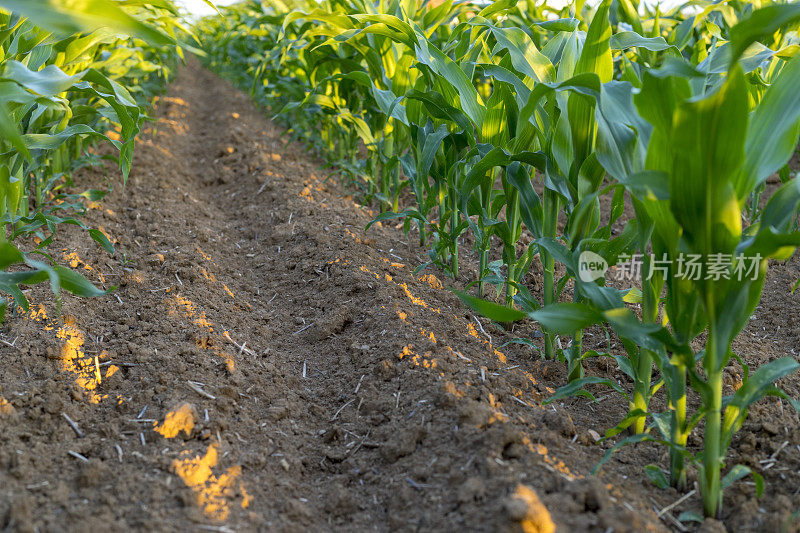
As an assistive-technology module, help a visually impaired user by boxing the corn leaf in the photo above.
[453,289,528,323]
[0,0,175,46]
[728,4,800,66]
[735,54,800,198]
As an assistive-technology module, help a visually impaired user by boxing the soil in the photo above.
[0,59,798,533]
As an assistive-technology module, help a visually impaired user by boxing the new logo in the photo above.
[578,251,608,283]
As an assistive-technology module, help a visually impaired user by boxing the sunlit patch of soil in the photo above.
[154,403,197,438]
[166,292,235,372]
[171,442,251,521]
[55,316,108,404]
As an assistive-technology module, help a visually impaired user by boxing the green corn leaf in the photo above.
[352,14,418,46]
[574,0,613,83]
[722,357,800,436]
[480,82,506,145]
[591,433,674,475]
[53,265,109,297]
[504,160,543,239]
[721,465,764,498]
[500,338,542,352]
[620,171,670,201]
[566,0,612,186]
[610,31,672,52]
[677,510,704,524]
[567,191,600,245]
[576,152,604,198]
[544,376,629,404]
[735,54,800,199]
[607,344,633,377]
[516,73,602,160]
[365,208,426,230]
[615,0,642,34]
[453,289,527,323]
[602,307,668,353]
[622,287,642,304]
[595,81,649,180]
[478,22,555,83]
[754,179,800,234]
[120,0,180,14]
[644,465,670,489]
[0,100,29,158]
[0,271,43,310]
[0,242,25,271]
[668,66,748,256]
[337,110,376,146]
[281,9,354,37]
[60,28,118,64]
[603,408,652,439]
[477,63,531,102]
[20,257,59,302]
[414,35,484,127]
[535,237,574,271]
[21,124,103,150]
[634,68,691,137]
[89,229,114,255]
[528,302,604,335]
[459,146,547,213]
[1,60,86,96]
[537,239,633,314]
[417,124,449,183]
[738,228,800,260]
[650,411,671,441]
[533,18,580,32]
[476,0,516,20]
[371,86,408,125]
[405,89,474,134]
[422,0,457,30]
[705,42,778,76]
[0,0,175,46]
[199,0,220,15]
[728,4,800,67]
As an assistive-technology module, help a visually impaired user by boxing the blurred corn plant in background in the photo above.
[0,0,190,319]
[197,0,800,519]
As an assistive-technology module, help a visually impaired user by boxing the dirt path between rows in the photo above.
[1,60,798,533]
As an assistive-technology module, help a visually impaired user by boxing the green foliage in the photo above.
[197,0,800,520]
[0,0,186,318]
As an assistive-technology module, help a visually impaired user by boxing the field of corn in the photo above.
[1,0,800,531]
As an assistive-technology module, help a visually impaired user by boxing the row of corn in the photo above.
[0,0,192,317]
[197,0,800,521]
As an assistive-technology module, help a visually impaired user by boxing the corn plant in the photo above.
[555,7,800,517]
[0,0,186,318]
[198,0,800,519]
[450,1,800,520]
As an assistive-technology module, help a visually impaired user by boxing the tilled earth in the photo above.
[0,60,798,533]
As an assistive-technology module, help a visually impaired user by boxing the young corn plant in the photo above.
[457,3,800,518]
[592,10,800,516]
[486,0,643,374]
[199,6,800,519]
[284,1,520,280]
[0,0,185,318]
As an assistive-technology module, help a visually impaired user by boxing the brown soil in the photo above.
[0,60,798,533]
